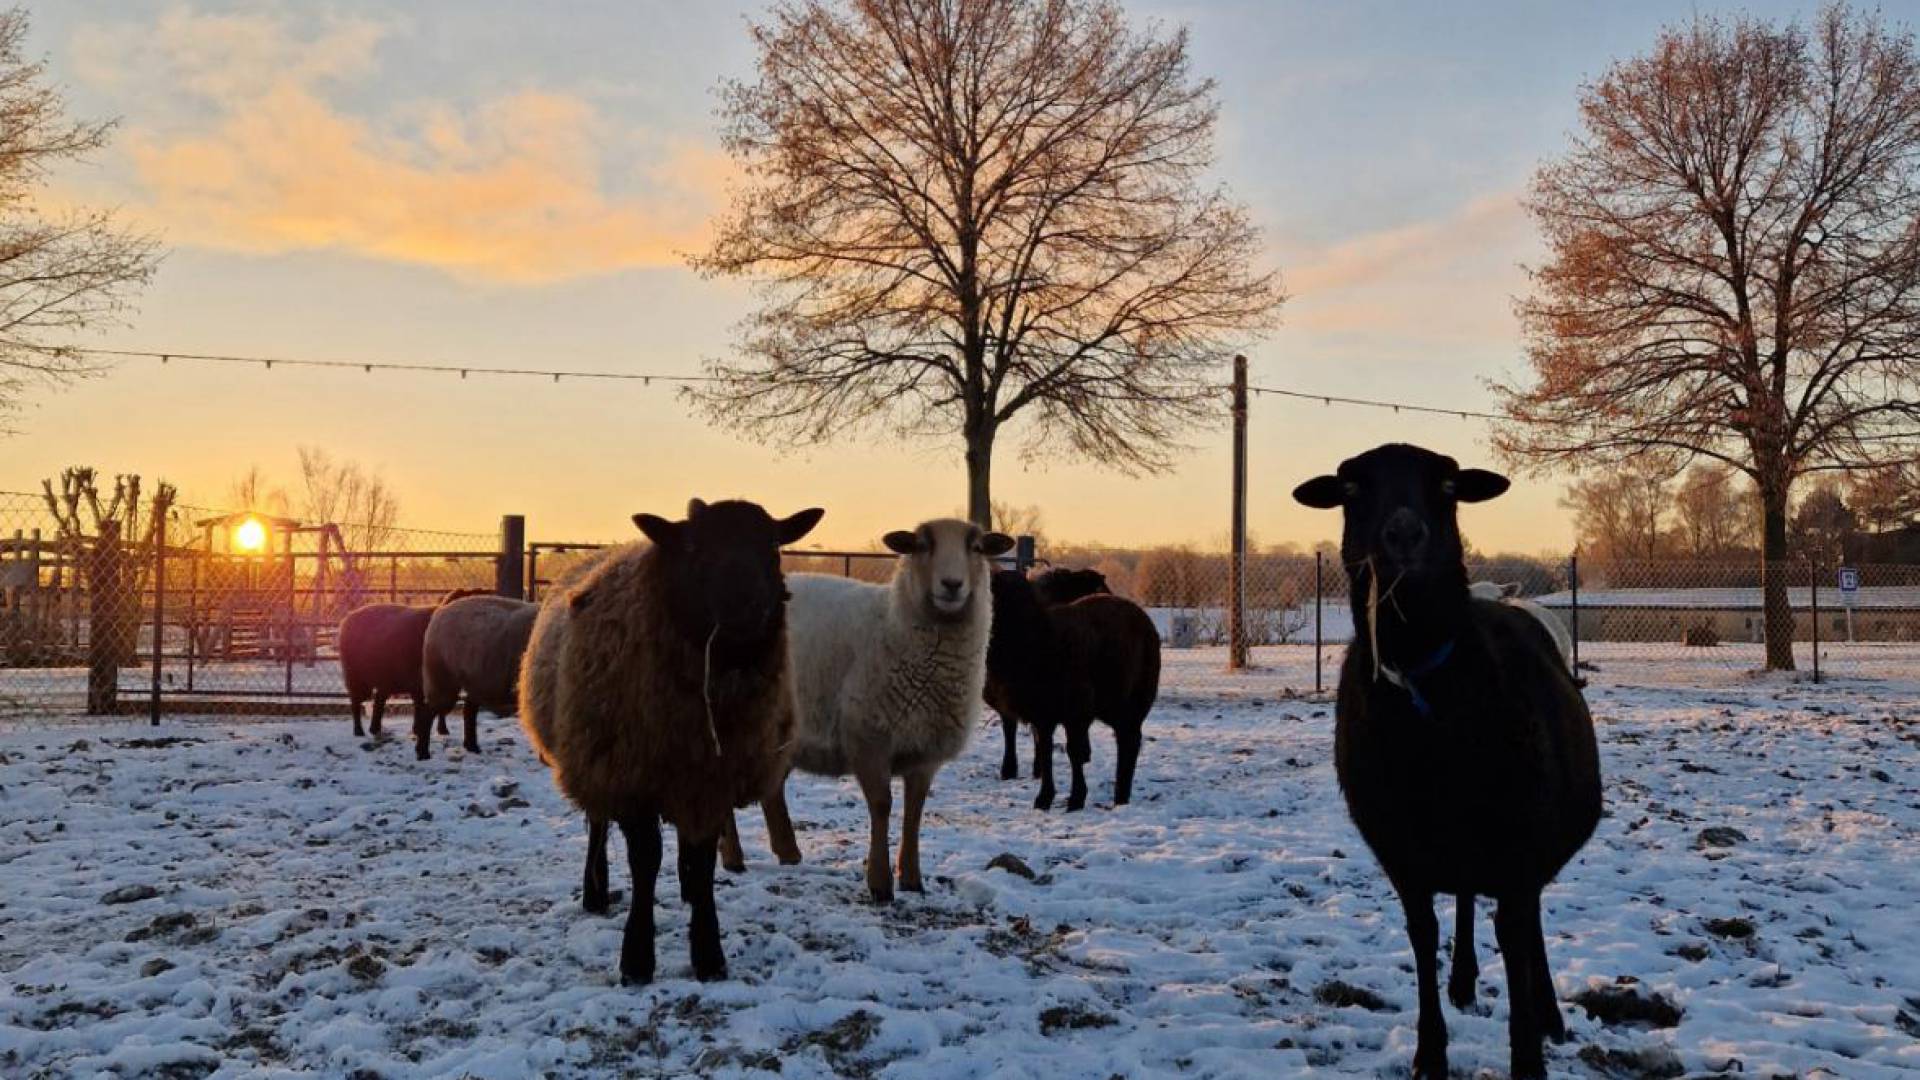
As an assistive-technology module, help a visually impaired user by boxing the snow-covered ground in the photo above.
[1,651,1916,1078]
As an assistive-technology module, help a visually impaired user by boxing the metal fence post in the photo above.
[526,546,541,603]
[150,524,165,726]
[1811,558,1821,684]
[497,515,526,599]
[1569,553,1581,673]
[1015,534,1037,573]
[1314,549,1324,694]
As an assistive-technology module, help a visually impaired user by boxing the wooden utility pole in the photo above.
[1228,354,1249,670]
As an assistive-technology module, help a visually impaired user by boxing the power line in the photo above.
[72,347,722,385]
[81,344,1546,423]
[1245,383,1513,423]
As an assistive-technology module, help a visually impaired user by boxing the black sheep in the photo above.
[1293,443,1602,1080]
[992,565,1113,779]
[984,571,1160,811]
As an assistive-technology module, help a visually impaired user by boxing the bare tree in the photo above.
[1848,462,1919,531]
[1673,464,1755,557]
[0,8,158,425]
[989,500,1048,549]
[1560,466,1673,563]
[227,464,289,518]
[295,447,401,550]
[1496,6,1920,668]
[691,0,1281,524]
[1790,479,1859,561]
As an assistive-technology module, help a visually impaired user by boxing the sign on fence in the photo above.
[1838,567,1860,603]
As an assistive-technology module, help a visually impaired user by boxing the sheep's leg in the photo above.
[896,767,934,893]
[719,811,746,874]
[617,813,662,986]
[1032,722,1057,811]
[999,712,1020,781]
[1398,888,1449,1080]
[1064,722,1092,812]
[1493,893,1546,1079]
[1448,893,1480,1010]
[462,699,481,753]
[411,699,435,761]
[1113,721,1141,807]
[1523,895,1568,1043]
[677,828,727,981]
[583,817,611,914]
[369,691,387,737]
[436,709,450,736]
[350,696,366,738]
[761,778,803,866]
[854,760,894,903]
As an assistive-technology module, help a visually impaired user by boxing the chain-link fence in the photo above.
[1076,547,1919,691]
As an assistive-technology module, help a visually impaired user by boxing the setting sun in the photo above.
[232,516,268,553]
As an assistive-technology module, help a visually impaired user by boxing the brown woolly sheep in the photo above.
[337,588,489,741]
[417,595,540,760]
[1294,443,1602,1080]
[518,498,823,984]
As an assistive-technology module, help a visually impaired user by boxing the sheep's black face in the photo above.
[1291,444,1509,584]
[634,499,825,643]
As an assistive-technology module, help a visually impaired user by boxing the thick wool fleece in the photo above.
[784,569,990,779]
[423,595,539,714]
[518,542,795,838]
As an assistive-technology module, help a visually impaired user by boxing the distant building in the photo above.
[1531,586,1920,643]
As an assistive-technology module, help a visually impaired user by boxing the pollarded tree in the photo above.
[1497,6,1920,669]
[691,0,1281,525]
[0,8,157,425]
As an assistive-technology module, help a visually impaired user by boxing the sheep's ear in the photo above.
[1450,469,1510,503]
[687,498,709,518]
[633,513,682,547]
[774,507,825,545]
[1292,475,1346,509]
[882,530,920,555]
[979,531,1015,557]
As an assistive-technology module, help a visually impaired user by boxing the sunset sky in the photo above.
[6,0,1826,552]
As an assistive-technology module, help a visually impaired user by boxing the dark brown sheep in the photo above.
[985,571,1160,811]
[518,498,822,985]
[337,588,489,741]
[1293,443,1602,1080]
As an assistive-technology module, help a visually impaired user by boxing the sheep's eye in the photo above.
[1343,480,1360,499]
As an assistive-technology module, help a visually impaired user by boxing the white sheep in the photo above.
[1469,581,1575,672]
[726,518,1013,902]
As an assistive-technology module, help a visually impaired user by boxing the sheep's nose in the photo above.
[1381,509,1428,556]
[940,577,964,594]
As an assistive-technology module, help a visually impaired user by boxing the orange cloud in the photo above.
[1278,193,1536,344]
[71,7,731,283]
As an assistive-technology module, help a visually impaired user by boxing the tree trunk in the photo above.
[964,426,994,529]
[1760,487,1796,672]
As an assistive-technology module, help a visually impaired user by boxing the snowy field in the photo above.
[1,652,1916,1078]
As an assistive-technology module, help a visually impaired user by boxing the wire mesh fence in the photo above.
[1078,547,1920,692]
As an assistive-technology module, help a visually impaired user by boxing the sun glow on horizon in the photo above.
[233,516,268,553]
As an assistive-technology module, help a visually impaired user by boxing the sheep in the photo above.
[727,519,1011,903]
[1293,443,1602,1080]
[1031,566,1110,605]
[991,565,1115,781]
[1469,581,1575,673]
[337,588,489,741]
[984,571,1161,809]
[518,498,823,984]
[417,594,539,761]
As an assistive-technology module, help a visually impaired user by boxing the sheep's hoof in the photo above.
[1410,1054,1449,1080]
[1064,797,1086,813]
[619,965,655,987]
[692,958,728,983]
[721,855,746,874]
[352,725,364,738]
[999,761,1017,781]
[415,747,430,762]
[775,851,802,867]
[868,884,894,905]
[463,740,481,754]
[1033,791,1054,812]
[898,874,923,894]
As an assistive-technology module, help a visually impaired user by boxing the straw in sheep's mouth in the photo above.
[702,624,724,758]
[1365,556,1407,683]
